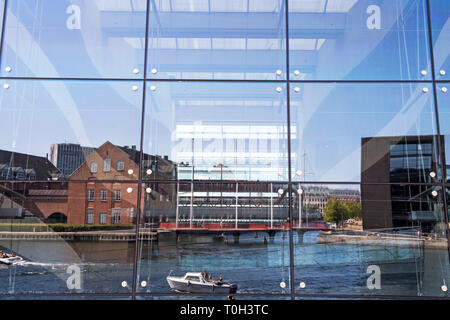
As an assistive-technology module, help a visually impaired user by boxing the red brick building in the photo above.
[66,141,142,225]
[1,141,178,225]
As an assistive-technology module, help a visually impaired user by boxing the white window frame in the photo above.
[114,189,121,201]
[88,189,95,201]
[100,189,107,201]
[86,212,94,224]
[116,160,125,171]
[99,213,107,224]
[111,210,121,224]
[103,158,111,172]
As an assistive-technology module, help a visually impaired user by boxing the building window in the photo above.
[116,160,124,171]
[103,158,111,172]
[99,213,107,224]
[88,189,95,201]
[114,190,121,201]
[86,212,94,224]
[100,189,107,201]
[14,168,25,180]
[1,166,10,179]
[90,162,97,173]
[111,210,121,224]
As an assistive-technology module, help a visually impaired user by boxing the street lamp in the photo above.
[297,187,303,228]
[214,163,226,180]
[213,163,227,206]
[179,161,194,229]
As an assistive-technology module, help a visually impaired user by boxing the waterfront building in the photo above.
[0,149,62,181]
[299,186,360,215]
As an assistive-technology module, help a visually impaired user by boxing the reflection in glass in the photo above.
[0,181,138,294]
[143,82,288,181]
[147,0,286,80]
[429,0,450,80]
[290,83,439,182]
[1,0,147,78]
[137,182,290,294]
[0,80,142,180]
[293,184,449,297]
[289,0,430,80]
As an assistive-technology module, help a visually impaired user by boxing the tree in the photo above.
[342,200,362,219]
[323,197,347,225]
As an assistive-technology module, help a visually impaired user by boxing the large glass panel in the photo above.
[293,183,449,297]
[147,0,286,80]
[288,0,431,80]
[290,83,440,183]
[0,0,147,78]
[0,80,142,180]
[142,82,288,181]
[136,182,291,295]
[0,181,139,294]
[437,83,450,181]
[429,0,450,80]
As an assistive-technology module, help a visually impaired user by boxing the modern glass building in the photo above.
[0,0,449,300]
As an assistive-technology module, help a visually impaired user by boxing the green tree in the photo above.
[342,200,362,219]
[323,197,347,225]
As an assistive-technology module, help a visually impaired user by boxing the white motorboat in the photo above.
[0,254,24,265]
[167,272,237,294]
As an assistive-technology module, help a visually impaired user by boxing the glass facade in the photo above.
[0,0,448,300]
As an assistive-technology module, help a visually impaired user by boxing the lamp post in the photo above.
[297,187,303,228]
[214,163,227,206]
[179,161,194,229]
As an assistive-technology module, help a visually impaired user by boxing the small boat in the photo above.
[167,272,237,294]
[0,254,24,265]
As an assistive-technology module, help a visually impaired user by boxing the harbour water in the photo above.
[0,231,448,298]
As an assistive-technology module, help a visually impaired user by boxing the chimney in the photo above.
[164,155,169,161]
[132,145,136,151]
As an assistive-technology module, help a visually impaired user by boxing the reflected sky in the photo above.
[289,0,430,80]
[429,0,450,79]
[291,82,437,182]
[0,0,440,81]
[0,0,147,78]
[0,80,142,158]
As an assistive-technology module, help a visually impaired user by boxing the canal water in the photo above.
[0,231,448,297]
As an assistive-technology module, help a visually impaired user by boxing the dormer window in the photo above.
[116,160,124,171]
[103,158,111,172]
[26,169,36,180]
[90,161,98,173]
[13,167,25,180]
